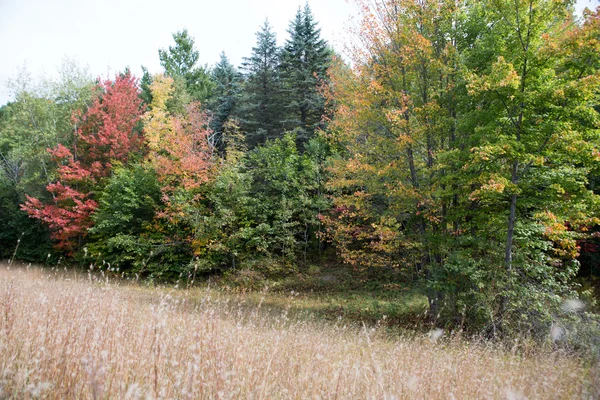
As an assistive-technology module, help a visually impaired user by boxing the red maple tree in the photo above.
[22,72,144,254]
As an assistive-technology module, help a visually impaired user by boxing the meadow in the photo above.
[0,263,597,399]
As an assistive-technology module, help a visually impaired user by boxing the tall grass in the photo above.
[0,264,597,399]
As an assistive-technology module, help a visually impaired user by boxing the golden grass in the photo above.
[0,264,597,399]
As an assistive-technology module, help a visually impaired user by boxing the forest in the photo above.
[1,0,600,349]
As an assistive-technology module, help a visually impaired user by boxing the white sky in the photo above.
[0,0,597,106]
[0,0,359,105]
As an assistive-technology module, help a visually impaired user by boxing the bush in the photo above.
[194,133,328,272]
[88,164,161,273]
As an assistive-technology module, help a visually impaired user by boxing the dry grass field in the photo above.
[0,263,598,399]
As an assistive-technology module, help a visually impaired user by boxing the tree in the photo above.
[159,29,215,103]
[140,66,153,106]
[239,20,284,148]
[280,4,332,145]
[0,61,94,196]
[325,0,600,335]
[143,75,214,199]
[209,52,242,152]
[557,6,600,287]
[325,0,464,311]
[141,74,215,277]
[88,163,162,272]
[21,72,144,254]
[195,133,328,271]
[0,170,53,262]
[463,0,600,332]
[0,60,94,260]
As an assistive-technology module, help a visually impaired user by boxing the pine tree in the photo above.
[159,29,214,103]
[239,20,284,148]
[280,4,331,146]
[209,52,242,152]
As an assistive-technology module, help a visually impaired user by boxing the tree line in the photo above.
[1,1,599,339]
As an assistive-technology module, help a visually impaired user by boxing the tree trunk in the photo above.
[505,162,519,272]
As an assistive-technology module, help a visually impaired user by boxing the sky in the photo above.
[0,0,597,106]
[0,0,359,105]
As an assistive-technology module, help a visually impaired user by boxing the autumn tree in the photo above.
[21,72,144,254]
[144,75,214,197]
[326,0,600,335]
[325,0,463,314]
[0,61,95,260]
[559,7,600,285]
[137,74,215,278]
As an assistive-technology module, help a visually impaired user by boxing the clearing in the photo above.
[0,263,597,399]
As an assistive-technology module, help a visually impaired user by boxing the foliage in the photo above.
[88,164,161,271]
[0,61,94,260]
[3,2,600,346]
[195,133,329,272]
[461,1,600,335]
[159,29,215,103]
[0,175,53,261]
[238,20,284,148]
[324,0,600,336]
[143,74,214,214]
[280,4,332,145]
[140,66,154,107]
[209,52,243,153]
[140,74,215,279]
[21,72,144,254]
[0,61,94,197]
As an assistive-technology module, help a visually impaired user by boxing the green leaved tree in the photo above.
[0,60,94,261]
[195,133,329,272]
[325,0,600,337]
[88,164,162,272]
[462,0,600,334]
[159,29,215,103]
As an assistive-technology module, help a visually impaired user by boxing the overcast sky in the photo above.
[0,0,597,106]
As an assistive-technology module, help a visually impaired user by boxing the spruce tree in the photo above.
[209,52,242,153]
[239,20,284,148]
[280,4,331,146]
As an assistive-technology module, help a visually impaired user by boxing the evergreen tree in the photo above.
[140,66,153,106]
[280,4,332,146]
[239,20,284,148]
[159,29,215,103]
[209,52,242,153]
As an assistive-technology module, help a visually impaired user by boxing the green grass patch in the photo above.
[205,262,430,328]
